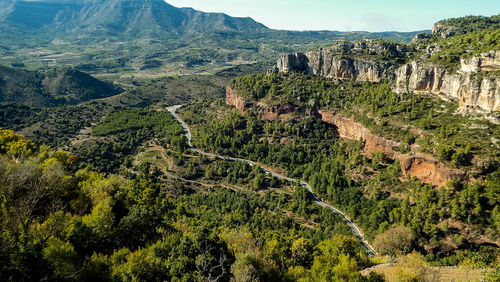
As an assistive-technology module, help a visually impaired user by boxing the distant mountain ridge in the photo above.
[1,0,268,37]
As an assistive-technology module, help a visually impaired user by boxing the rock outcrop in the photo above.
[277,53,309,73]
[460,50,500,72]
[318,110,467,186]
[277,45,500,114]
[226,86,252,113]
[394,51,500,113]
[318,110,399,158]
[399,155,467,187]
[307,53,395,83]
[277,40,409,83]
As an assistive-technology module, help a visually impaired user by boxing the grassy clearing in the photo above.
[362,254,491,282]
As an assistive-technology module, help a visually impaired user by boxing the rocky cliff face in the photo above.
[399,155,467,187]
[277,40,408,83]
[318,110,467,186]
[226,86,252,113]
[306,53,395,82]
[277,53,310,73]
[394,51,500,113]
[318,110,399,158]
[277,44,500,114]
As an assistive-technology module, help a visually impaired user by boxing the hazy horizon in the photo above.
[167,0,499,32]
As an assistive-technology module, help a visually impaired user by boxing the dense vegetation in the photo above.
[76,109,186,172]
[0,129,390,281]
[0,102,118,148]
[230,72,498,167]
[416,15,500,68]
[183,90,499,267]
[433,15,500,37]
[426,29,500,68]
[0,11,498,281]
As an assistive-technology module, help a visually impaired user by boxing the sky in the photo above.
[166,0,499,32]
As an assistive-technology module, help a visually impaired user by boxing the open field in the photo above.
[362,263,491,281]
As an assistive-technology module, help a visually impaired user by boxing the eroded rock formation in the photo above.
[275,40,499,114]
[277,53,309,73]
[277,41,407,83]
[306,54,394,82]
[394,51,500,113]
[226,86,252,112]
[318,110,467,186]
[318,110,399,158]
[399,155,467,187]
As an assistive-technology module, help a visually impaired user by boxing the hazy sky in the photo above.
[167,0,499,32]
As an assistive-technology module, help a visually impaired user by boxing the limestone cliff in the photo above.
[226,86,252,113]
[277,40,408,83]
[306,53,394,83]
[394,51,500,113]
[277,53,310,73]
[277,46,500,114]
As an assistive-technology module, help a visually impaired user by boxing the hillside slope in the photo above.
[0,66,122,107]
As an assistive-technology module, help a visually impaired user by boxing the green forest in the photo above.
[185,101,499,267]
[0,130,388,281]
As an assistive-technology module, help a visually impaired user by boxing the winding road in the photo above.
[167,105,377,257]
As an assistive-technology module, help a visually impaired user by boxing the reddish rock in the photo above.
[225,91,469,187]
[318,110,398,159]
[318,110,467,187]
[225,86,252,113]
[399,155,467,187]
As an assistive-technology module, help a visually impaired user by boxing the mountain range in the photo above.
[1,0,267,37]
